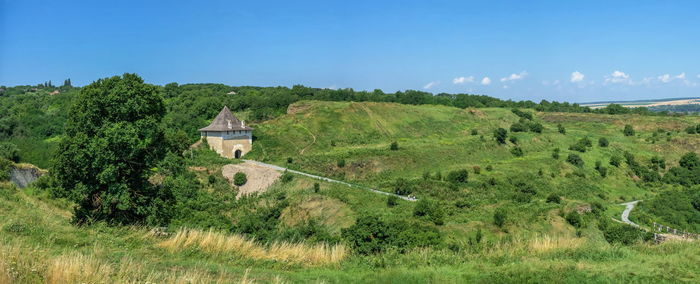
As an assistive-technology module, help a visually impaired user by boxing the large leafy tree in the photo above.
[53,74,172,224]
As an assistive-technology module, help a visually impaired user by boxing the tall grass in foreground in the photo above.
[159,228,347,266]
[0,243,254,284]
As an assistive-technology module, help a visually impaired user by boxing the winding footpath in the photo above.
[620,200,641,227]
[244,160,417,202]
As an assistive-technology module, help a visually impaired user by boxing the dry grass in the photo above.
[159,228,347,266]
[528,235,586,253]
[46,253,113,284]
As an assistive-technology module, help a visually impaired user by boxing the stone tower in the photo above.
[199,106,253,158]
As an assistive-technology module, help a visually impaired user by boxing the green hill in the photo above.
[2,98,700,282]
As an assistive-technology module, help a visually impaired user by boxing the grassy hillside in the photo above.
[3,99,700,282]
[3,180,700,283]
[251,101,695,190]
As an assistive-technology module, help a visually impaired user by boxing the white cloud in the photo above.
[481,77,491,85]
[604,70,632,84]
[570,71,585,83]
[500,71,528,82]
[452,76,474,84]
[675,73,686,80]
[658,74,671,83]
[423,81,436,89]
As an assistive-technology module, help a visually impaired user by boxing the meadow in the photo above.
[1,82,699,283]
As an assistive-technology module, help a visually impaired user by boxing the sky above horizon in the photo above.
[1,0,699,102]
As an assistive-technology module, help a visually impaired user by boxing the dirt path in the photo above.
[297,125,316,155]
[620,200,641,227]
[222,161,281,198]
[244,160,417,202]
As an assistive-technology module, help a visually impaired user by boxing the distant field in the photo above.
[581,97,700,109]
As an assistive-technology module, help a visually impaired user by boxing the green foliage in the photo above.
[598,137,609,147]
[472,165,481,174]
[493,128,508,144]
[0,142,19,162]
[51,74,171,225]
[470,129,478,135]
[638,188,700,232]
[511,108,533,120]
[623,124,635,136]
[446,169,468,184]
[566,154,584,167]
[510,146,524,157]
[493,208,507,228]
[233,172,247,186]
[552,148,560,159]
[281,171,294,183]
[610,155,622,167]
[565,211,583,228]
[569,137,592,152]
[546,194,561,204]
[313,182,320,193]
[509,136,518,144]
[337,158,346,168]
[510,122,529,132]
[394,178,413,195]
[341,215,442,254]
[413,199,445,225]
[598,218,652,245]
[386,195,398,207]
[390,141,399,151]
[557,123,566,134]
[0,158,11,181]
[529,122,544,133]
[679,152,699,170]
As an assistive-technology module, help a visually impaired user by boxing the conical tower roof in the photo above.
[198,106,253,131]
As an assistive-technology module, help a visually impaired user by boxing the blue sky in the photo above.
[1,0,699,102]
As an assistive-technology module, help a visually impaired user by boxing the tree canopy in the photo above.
[52,73,172,224]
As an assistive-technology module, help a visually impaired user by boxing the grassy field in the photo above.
[2,181,699,283]
[3,100,700,282]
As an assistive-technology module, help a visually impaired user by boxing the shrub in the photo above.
[610,155,622,167]
[494,209,507,228]
[529,122,544,133]
[394,178,413,195]
[566,154,584,167]
[598,137,609,147]
[686,126,697,134]
[472,165,481,174]
[552,148,560,159]
[623,124,635,136]
[0,158,11,181]
[565,211,583,228]
[413,199,444,225]
[446,169,469,184]
[679,152,699,170]
[486,165,493,171]
[510,146,524,157]
[509,136,518,144]
[510,122,529,132]
[313,182,320,193]
[557,124,566,134]
[471,129,478,135]
[233,172,247,186]
[341,216,442,254]
[337,159,346,168]
[511,108,533,120]
[390,141,399,151]
[281,171,294,183]
[546,194,561,204]
[0,142,20,162]
[386,195,398,207]
[287,157,293,163]
[599,219,651,245]
[494,128,508,144]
